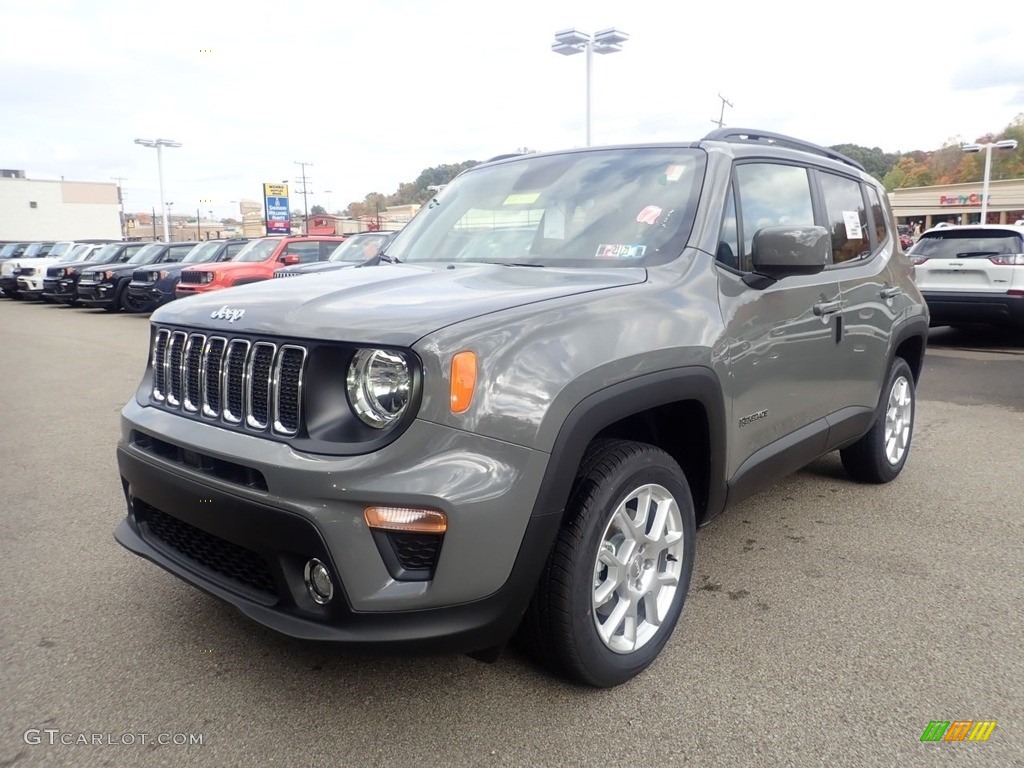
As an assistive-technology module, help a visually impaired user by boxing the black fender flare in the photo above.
[888,311,930,382]
[231,276,267,287]
[529,366,728,525]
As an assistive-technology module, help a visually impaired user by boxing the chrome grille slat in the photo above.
[150,328,306,437]
[201,337,227,418]
[152,329,170,402]
[165,331,187,407]
[273,346,306,435]
[182,334,206,413]
[222,340,250,424]
[245,343,277,429]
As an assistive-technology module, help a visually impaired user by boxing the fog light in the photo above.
[303,558,334,604]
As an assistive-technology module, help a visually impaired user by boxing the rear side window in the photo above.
[735,163,815,265]
[284,241,322,263]
[819,172,869,264]
[166,244,197,262]
[912,230,1024,259]
[866,185,889,247]
[224,241,248,259]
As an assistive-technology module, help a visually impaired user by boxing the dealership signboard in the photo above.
[263,183,290,235]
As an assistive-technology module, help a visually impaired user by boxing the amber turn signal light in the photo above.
[450,351,477,413]
[364,506,448,534]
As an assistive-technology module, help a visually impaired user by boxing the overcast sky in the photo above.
[2,0,1021,219]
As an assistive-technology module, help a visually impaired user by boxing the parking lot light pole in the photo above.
[134,138,181,243]
[962,139,1018,224]
[551,27,628,147]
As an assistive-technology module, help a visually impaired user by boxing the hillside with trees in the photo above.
[344,117,1024,214]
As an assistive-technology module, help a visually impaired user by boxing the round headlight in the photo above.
[346,349,411,428]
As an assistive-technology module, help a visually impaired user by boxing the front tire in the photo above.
[522,439,696,688]
[841,357,915,483]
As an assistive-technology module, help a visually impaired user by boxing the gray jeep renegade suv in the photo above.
[114,129,929,687]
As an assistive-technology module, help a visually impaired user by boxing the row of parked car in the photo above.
[0,231,400,312]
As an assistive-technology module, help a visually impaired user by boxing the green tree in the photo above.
[829,144,901,182]
[310,205,326,215]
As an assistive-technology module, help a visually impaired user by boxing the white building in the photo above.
[0,170,122,240]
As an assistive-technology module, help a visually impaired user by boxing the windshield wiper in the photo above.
[955,251,1001,258]
[377,252,401,264]
[491,262,545,267]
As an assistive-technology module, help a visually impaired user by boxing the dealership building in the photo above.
[0,170,122,241]
[890,177,1024,229]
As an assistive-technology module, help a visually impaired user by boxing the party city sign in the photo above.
[939,192,991,206]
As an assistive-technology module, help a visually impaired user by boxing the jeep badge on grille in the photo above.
[211,306,245,323]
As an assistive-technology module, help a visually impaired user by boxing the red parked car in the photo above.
[175,235,346,298]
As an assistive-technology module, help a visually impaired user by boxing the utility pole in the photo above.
[197,206,202,240]
[294,161,313,235]
[711,93,733,129]
[151,206,157,241]
[111,177,128,240]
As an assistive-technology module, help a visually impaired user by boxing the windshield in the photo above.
[913,230,1024,258]
[88,244,122,263]
[354,149,706,268]
[23,243,44,257]
[48,242,76,258]
[232,239,280,262]
[68,244,92,261]
[182,241,224,263]
[0,244,19,257]
[127,243,165,265]
[328,233,392,263]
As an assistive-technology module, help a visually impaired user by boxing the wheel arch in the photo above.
[890,313,929,384]
[530,367,728,528]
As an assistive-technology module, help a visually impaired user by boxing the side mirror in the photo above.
[749,226,830,283]
[281,253,300,265]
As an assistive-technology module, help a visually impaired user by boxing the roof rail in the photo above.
[485,153,525,163]
[702,128,865,172]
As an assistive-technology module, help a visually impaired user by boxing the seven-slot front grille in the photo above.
[179,271,205,284]
[151,328,307,436]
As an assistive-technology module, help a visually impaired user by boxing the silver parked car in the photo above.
[113,128,928,687]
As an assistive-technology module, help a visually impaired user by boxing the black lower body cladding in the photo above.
[113,444,560,653]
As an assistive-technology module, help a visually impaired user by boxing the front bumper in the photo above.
[42,277,78,303]
[114,402,557,651]
[0,276,19,296]
[174,283,217,298]
[17,275,45,299]
[77,282,116,308]
[922,290,1024,326]
[128,281,173,308]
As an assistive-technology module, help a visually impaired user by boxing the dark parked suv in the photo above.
[42,242,148,305]
[273,231,399,279]
[78,241,198,311]
[114,129,929,687]
[128,238,250,311]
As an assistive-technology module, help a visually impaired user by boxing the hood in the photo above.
[6,256,69,273]
[184,261,262,275]
[152,262,646,346]
[281,262,352,276]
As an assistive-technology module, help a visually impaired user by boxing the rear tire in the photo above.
[521,439,696,687]
[840,357,915,483]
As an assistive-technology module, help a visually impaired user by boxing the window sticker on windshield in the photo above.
[595,243,647,259]
[503,192,540,206]
[636,205,663,225]
[664,164,686,182]
[843,211,863,239]
[543,207,566,239]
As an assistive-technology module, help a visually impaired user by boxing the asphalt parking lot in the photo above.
[0,300,1021,768]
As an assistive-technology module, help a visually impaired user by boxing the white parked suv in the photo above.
[15,243,99,300]
[909,224,1024,328]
